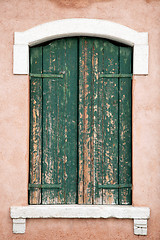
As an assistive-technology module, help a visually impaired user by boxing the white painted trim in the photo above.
[11,205,150,219]
[10,205,150,235]
[13,45,29,74]
[133,45,149,75]
[14,19,148,46]
[13,18,148,75]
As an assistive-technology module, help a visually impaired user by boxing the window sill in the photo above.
[10,205,150,235]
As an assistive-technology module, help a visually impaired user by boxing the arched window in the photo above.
[11,20,150,235]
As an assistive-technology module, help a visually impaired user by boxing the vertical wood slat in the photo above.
[102,41,119,204]
[58,39,65,204]
[119,46,132,204]
[65,39,78,204]
[93,39,103,204]
[78,37,93,204]
[78,38,84,204]
[78,38,132,205]
[83,38,92,204]
[29,46,42,204]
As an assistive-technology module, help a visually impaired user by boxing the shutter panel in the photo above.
[79,38,132,205]
[29,46,42,204]
[29,38,78,204]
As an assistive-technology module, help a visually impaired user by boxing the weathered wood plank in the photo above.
[78,38,84,204]
[65,38,78,204]
[29,46,42,204]
[102,41,119,204]
[58,39,66,204]
[119,46,132,205]
[83,38,92,204]
[42,40,61,204]
[93,38,103,204]
[79,37,93,204]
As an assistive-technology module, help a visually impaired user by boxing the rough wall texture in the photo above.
[0,0,160,239]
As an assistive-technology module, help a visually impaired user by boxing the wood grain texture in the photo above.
[102,40,119,204]
[79,38,93,204]
[29,46,42,204]
[119,46,132,205]
[65,39,78,204]
[42,40,60,204]
[93,39,103,204]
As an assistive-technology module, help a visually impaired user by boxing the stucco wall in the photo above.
[0,0,160,239]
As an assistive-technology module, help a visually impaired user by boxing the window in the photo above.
[29,37,132,205]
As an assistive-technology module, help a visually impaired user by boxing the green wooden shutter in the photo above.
[29,38,78,204]
[78,37,132,205]
[29,37,132,205]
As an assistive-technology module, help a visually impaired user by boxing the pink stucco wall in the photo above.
[0,0,160,239]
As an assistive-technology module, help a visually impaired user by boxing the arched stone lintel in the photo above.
[13,18,148,75]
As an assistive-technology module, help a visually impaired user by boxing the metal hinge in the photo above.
[28,183,61,189]
[30,73,64,78]
[99,74,132,78]
[98,183,132,189]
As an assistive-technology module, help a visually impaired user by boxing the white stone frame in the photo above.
[11,205,150,235]
[11,18,150,235]
[13,18,148,75]
[10,205,150,235]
